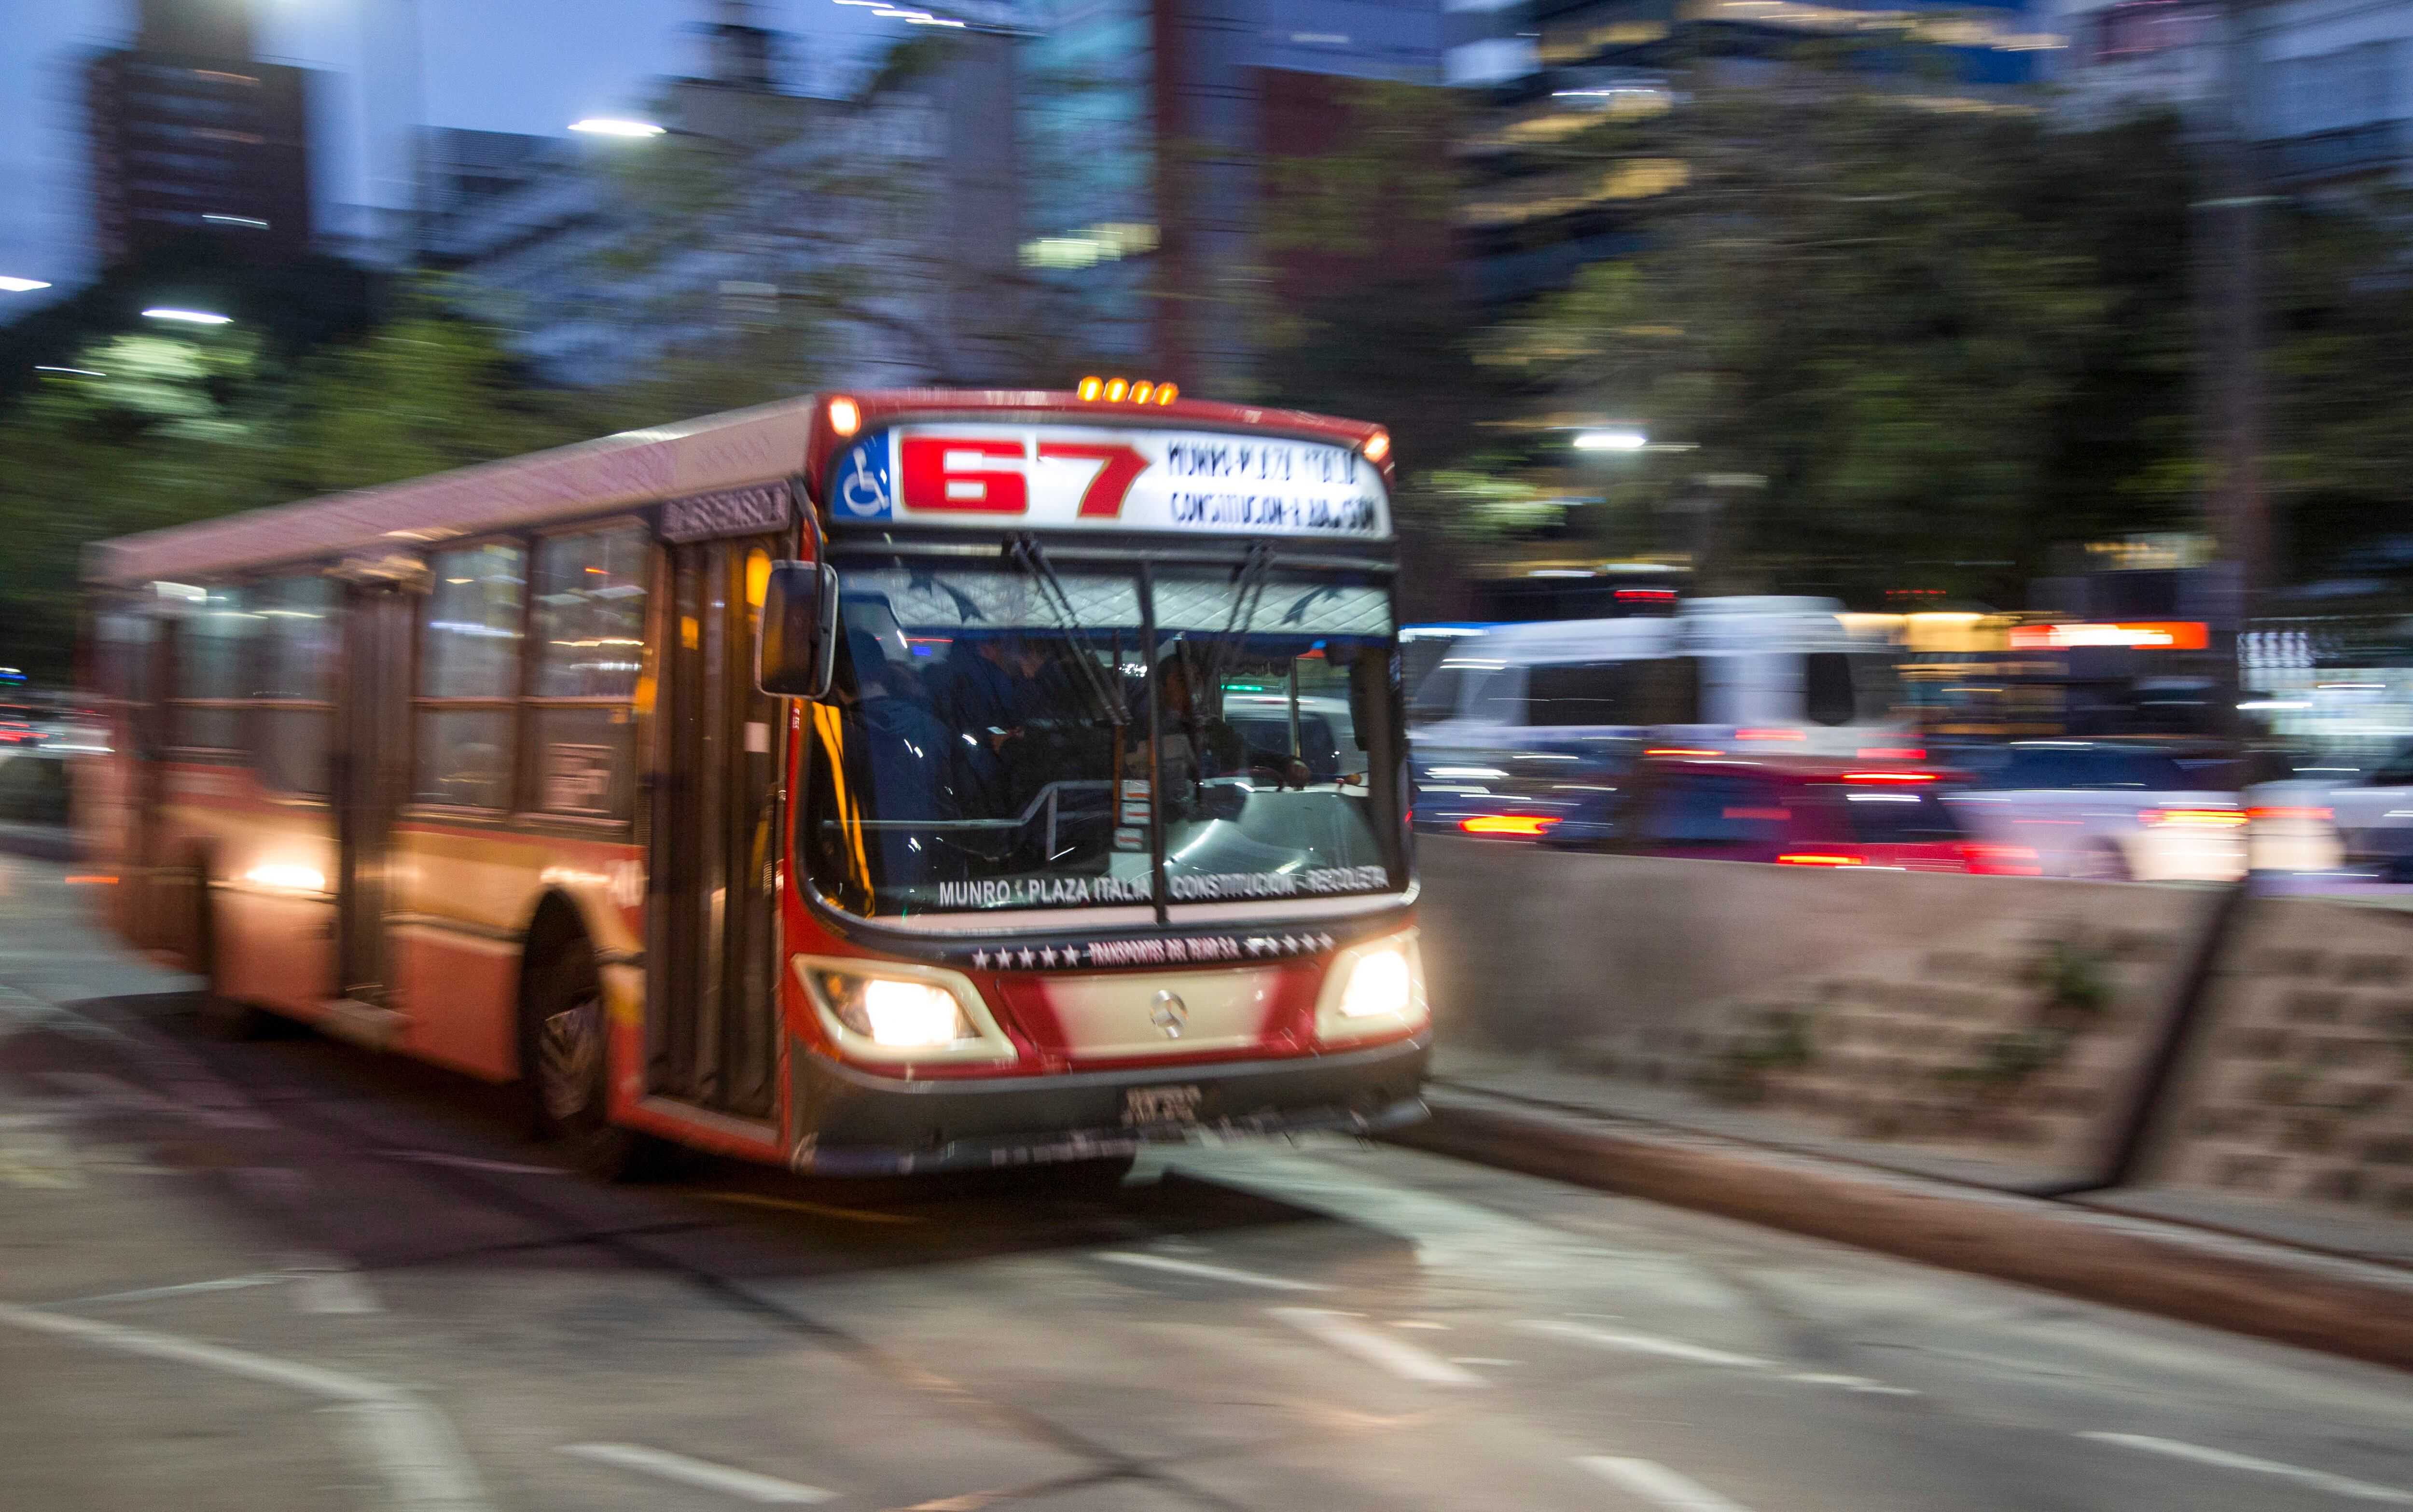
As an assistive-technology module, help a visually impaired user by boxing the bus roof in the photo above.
[86,389,1394,589]
[86,394,821,588]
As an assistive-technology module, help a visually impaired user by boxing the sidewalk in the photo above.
[1397,1058,2413,1373]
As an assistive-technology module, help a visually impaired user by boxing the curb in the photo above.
[1389,1090,2413,1374]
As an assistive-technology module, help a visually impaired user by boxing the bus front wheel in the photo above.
[522,940,674,1180]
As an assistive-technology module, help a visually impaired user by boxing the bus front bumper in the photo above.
[786,1034,1430,1176]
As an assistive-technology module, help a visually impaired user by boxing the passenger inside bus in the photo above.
[832,629,968,887]
[1148,648,1249,821]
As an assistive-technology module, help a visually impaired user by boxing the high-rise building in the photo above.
[1018,0,1453,393]
[85,0,315,265]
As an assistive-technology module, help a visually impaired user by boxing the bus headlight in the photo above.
[794,957,1018,1066]
[1316,932,1429,1044]
[1340,948,1413,1019]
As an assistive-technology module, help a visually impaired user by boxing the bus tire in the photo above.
[1012,1154,1137,1193]
[522,938,674,1181]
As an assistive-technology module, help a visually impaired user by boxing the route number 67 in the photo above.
[899,436,1149,518]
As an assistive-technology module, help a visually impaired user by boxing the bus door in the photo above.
[116,607,179,954]
[330,578,415,1020]
[647,538,783,1120]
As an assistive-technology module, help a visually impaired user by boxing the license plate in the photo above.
[1123,1084,1204,1127]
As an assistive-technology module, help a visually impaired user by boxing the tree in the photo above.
[0,285,582,682]
[1476,66,2199,606]
[2261,191,2413,596]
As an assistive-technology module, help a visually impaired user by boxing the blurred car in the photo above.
[1542,752,2020,872]
[0,703,46,747]
[1220,693,1356,783]
[1939,741,2245,881]
[2247,742,2413,879]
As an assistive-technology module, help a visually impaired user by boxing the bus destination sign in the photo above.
[826,424,1390,539]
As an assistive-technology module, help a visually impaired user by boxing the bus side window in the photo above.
[251,576,336,797]
[1634,655,1702,725]
[171,586,252,753]
[1804,652,1855,726]
[1467,666,1524,725]
[1408,664,1463,727]
[415,543,525,811]
[1525,661,1631,727]
[527,525,649,820]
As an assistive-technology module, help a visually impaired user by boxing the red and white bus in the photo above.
[78,386,1429,1176]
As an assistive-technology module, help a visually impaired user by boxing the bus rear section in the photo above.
[75,386,1428,1178]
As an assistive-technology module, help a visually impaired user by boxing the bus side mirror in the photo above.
[757,560,839,699]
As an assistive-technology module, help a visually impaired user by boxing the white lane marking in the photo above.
[561,1443,834,1504]
[1269,1308,1486,1386]
[1785,1371,1917,1396]
[49,1273,287,1308]
[383,1149,566,1177]
[1095,1251,1330,1292]
[0,1301,491,1511]
[1449,1357,1522,1367]
[335,1399,493,1512]
[1522,1320,1771,1370]
[292,1268,382,1315]
[1579,1457,1759,1512]
[2080,1432,2413,1505]
[1522,1320,1918,1396]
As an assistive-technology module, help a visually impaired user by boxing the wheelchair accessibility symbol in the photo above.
[833,436,892,519]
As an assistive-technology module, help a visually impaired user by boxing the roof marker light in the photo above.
[1128,381,1153,403]
[1104,378,1128,402]
[1155,382,1178,404]
[828,395,860,437]
[1077,375,1103,400]
[1362,429,1391,465]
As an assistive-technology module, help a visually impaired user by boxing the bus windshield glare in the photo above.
[800,559,1406,918]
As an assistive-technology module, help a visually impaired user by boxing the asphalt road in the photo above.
[2,850,2410,1512]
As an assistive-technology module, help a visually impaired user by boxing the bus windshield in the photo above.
[799,558,1406,919]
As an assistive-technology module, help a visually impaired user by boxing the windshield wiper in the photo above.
[1004,533,1128,728]
[1202,540,1278,699]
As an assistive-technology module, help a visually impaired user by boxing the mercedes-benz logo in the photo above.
[1149,990,1188,1039]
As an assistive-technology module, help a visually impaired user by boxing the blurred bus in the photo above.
[1408,596,1911,836]
[78,387,1428,1177]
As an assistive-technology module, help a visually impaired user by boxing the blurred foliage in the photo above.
[0,283,582,681]
[1391,469,1568,542]
[1255,80,1498,470]
[1476,72,2199,604]
[2264,192,2413,588]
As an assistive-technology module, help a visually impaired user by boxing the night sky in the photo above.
[0,0,898,289]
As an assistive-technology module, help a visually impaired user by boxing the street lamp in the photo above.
[569,118,668,138]
[1573,429,1648,452]
[142,308,233,326]
[0,276,53,293]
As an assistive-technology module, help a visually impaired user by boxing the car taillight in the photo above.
[2246,806,2331,822]
[1968,844,2041,875]
[1460,815,1559,837]
[1841,772,1937,784]
[1775,852,1864,866]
